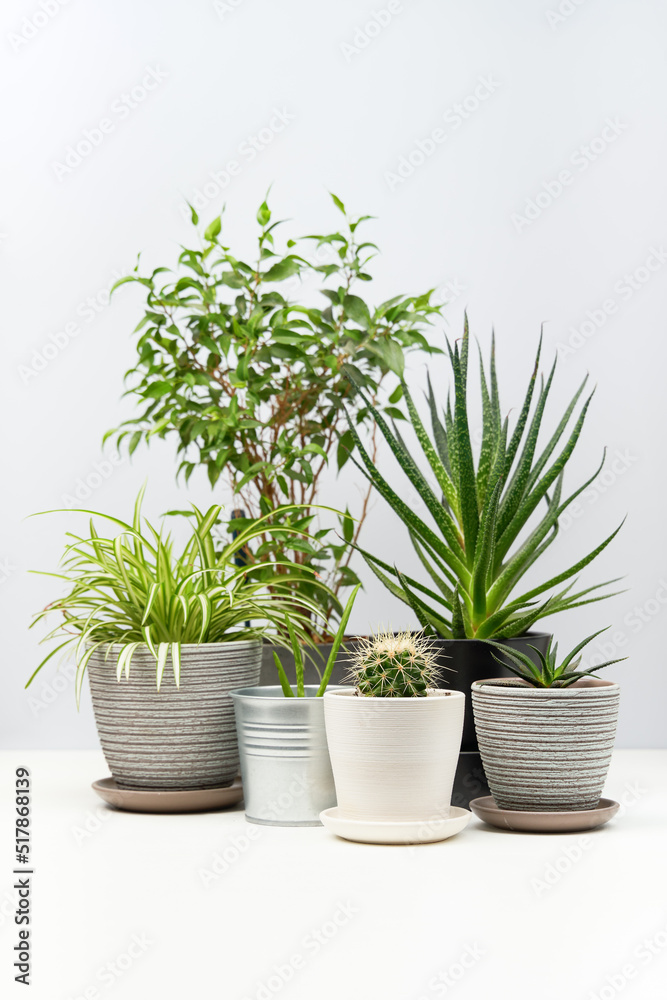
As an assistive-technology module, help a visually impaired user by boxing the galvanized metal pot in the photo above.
[87,640,262,790]
[471,676,620,811]
[231,685,345,826]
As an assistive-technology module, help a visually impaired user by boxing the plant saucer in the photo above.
[92,776,243,814]
[319,806,471,845]
[469,796,620,833]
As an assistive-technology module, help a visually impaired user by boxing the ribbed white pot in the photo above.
[323,689,465,821]
[471,677,620,811]
[87,640,262,790]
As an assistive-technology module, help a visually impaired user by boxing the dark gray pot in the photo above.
[260,640,359,688]
[432,632,552,808]
[87,640,262,790]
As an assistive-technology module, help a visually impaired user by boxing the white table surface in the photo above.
[1,749,665,1000]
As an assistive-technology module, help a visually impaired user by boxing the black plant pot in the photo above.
[432,632,552,808]
[260,640,359,688]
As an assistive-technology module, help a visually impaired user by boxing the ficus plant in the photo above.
[107,194,442,638]
[28,486,330,703]
[344,318,624,639]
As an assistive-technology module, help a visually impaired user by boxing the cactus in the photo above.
[349,630,440,697]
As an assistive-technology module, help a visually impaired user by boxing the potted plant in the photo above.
[470,632,623,828]
[321,631,468,844]
[230,585,360,827]
[28,487,323,794]
[108,194,442,650]
[342,318,624,803]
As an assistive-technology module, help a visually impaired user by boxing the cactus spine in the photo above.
[349,630,439,697]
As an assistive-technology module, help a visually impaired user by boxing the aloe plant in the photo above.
[28,486,328,701]
[343,318,624,639]
[485,631,626,688]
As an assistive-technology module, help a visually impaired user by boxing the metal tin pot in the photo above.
[87,640,262,790]
[231,685,346,826]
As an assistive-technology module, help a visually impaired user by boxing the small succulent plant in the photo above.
[485,629,626,688]
[349,630,440,697]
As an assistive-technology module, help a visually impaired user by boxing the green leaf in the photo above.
[204,217,222,242]
[257,201,271,227]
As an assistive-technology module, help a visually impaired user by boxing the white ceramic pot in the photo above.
[323,689,465,821]
[471,676,620,811]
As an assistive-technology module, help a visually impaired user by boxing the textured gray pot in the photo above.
[231,685,345,826]
[471,677,620,811]
[260,641,359,688]
[87,640,262,790]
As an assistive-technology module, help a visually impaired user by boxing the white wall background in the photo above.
[1,0,665,749]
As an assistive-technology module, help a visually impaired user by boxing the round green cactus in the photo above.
[349,630,439,697]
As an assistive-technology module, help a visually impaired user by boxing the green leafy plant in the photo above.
[108,194,442,637]
[344,318,624,639]
[28,486,329,702]
[347,630,440,697]
[273,584,361,697]
[484,630,626,687]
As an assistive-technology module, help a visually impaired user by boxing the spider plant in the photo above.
[343,318,624,639]
[484,630,626,688]
[28,486,330,702]
[272,584,360,697]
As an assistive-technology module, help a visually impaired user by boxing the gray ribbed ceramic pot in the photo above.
[231,685,345,826]
[471,677,620,811]
[87,641,262,790]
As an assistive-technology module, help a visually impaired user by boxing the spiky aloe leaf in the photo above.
[471,478,502,626]
[402,379,458,514]
[495,391,595,562]
[448,337,479,563]
[503,329,542,479]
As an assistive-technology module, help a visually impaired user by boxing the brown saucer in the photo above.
[92,776,243,814]
[469,796,619,833]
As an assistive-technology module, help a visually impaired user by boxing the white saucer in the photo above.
[319,806,471,845]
